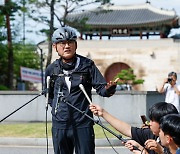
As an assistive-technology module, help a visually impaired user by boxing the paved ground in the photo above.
[0,137,132,154]
[0,137,125,147]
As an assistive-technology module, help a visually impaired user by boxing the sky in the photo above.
[112,0,180,14]
[25,0,180,44]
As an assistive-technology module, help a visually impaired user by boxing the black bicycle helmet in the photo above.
[52,27,77,43]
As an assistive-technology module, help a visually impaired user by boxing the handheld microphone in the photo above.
[79,84,92,104]
[46,76,50,110]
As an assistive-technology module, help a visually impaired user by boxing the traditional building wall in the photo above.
[50,38,180,91]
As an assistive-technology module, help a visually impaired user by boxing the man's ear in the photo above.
[166,135,173,144]
[52,43,57,52]
[52,43,56,48]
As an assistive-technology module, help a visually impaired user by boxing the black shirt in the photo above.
[131,127,158,154]
[131,127,171,154]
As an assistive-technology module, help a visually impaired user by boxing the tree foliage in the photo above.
[0,43,40,90]
[13,44,40,77]
[0,0,27,89]
[0,0,24,41]
[115,68,144,86]
[0,44,8,89]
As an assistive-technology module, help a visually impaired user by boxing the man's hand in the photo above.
[125,140,147,154]
[89,104,103,117]
[158,78,168,93]
[105,78,119,95]
[144,139,164,154]
[164,78,168,84]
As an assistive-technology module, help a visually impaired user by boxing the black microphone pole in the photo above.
[63,99,125,142]
[63,99,140,151]
[0,89,47,123]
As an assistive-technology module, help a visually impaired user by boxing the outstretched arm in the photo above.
[89,103,132,137]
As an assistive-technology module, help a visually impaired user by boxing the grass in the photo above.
[0,122,51,138]
[0,122,126,139]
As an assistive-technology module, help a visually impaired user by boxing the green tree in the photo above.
[14,43,41,90]
[0,0,26,89]
[0,6,8,89]
[0,43,40,90]
[13,43,40,77]
[114,68,144,90]
[0,44,8,89]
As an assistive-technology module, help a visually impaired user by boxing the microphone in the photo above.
[79,84,92,104]
[46,76,50,110]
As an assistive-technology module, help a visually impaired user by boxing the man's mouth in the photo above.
[64,49,71,52]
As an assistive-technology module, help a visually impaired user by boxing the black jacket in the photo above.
[45,54,113,129]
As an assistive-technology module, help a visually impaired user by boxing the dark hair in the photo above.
[168,71,177,78]
[160,114,180,146]
[148,102,178,123]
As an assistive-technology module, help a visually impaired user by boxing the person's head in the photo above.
[167,71,177,85]
[159,114,180,148]
[148,102,178,136]
[52,26,77,62]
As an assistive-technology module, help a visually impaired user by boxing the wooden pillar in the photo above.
[146,32,149,39]
[80,32,83,40]
[140,31,143,39]
[108,35,111,40]
[99,30,102,40]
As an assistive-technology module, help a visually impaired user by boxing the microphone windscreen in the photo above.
[79,84,84,90]
[46,76,50,89]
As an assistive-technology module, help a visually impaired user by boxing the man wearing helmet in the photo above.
[45,26,117,154]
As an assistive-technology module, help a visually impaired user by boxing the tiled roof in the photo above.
[66,3,179,27]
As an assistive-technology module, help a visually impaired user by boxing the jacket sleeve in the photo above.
[90,62,113,97]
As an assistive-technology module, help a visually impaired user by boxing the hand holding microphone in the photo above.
[79,84,92,104]
[105,78,119,95]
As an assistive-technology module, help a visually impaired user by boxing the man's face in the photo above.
[53,40,76,61]
[159,129,170,147]
[149,120,160,136]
